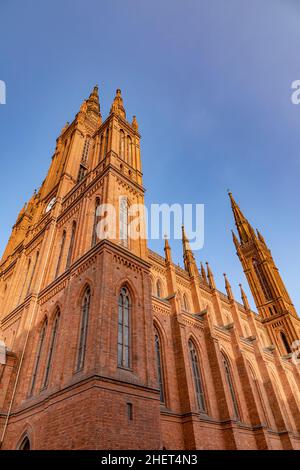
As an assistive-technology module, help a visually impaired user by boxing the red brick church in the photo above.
[0,86,300,450]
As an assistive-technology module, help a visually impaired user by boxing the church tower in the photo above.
[229,192,300,356]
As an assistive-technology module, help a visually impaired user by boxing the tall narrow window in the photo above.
[26,251,40,295]
[154,331,165,403]
[81,137,91,164]
[76,287,91,371]
[30,320,47,395]
[104,129,109,157]
[127,136,132,166]
[281,332,291,354]
[119,130,125,159]
[66,221,76,269]
[252,259,272,301]
[188,340,206,413]
[222,354,240,420]
[99,134,104,161]
[77,164,87,183]
[119,196,128,247]
[42,310,60,388]
[92,198,101,247]
[55,230,66,278]
[118,287,131,368]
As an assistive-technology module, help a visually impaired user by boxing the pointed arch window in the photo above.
[42,310,60,388]
[119,130,125,159]
[55,230,66,278]
[18,436,30,450]
[27,250,40,295]
[154,330,165,403]
[280,331,291,354]
[222,353,240,420]
[119,196,128,247]
[30,320,47,396]
[92,198,101,247]
[66,221,76,269]
[76,287,91,371]
[188,340,207,413]
[118,287,131,368]
[252,259,272,301]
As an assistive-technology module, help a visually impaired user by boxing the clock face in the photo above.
[45,197,56,213]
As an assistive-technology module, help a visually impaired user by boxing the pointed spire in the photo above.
[206,262,216,290]
[223,273,234,300]
[200,262,208,284]
[182,225,198,277]
[110,88,126,120]
[164,236,172,264]
[239,283,250,311]
[86,85,101,120]
[132,115,138,132]
[228,192,257,244]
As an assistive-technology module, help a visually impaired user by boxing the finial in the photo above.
[110,88,126,119]
[224,273,233,300]
[206,262,216,290]
[200,262,208,284]
[132,115,138,131]
[239,283,250,310]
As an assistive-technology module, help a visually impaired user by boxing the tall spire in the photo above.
[182,225,198,277]
[223,273,233,300]
[206,262,216,290]
[228,192,256,244]
[239,284,250,311]
[110,88,126,120]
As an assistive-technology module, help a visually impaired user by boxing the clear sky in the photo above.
[0,0,300,311]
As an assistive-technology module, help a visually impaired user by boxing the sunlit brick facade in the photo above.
[0,86,300,450]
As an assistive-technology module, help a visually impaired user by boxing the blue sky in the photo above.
[1,0,300,311]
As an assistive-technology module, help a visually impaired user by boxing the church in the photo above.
[0,86,300,450]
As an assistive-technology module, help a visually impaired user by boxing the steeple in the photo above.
[182,225,198,277]
[229,193,299,355]
[110,88,126,120]
[223,273,233,301]
[228,192,256,244]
